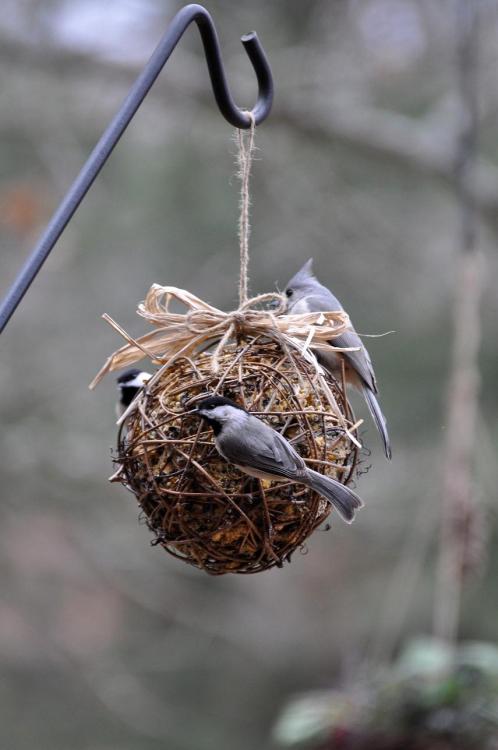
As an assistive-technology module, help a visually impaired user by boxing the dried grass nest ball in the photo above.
[116,338,360,575]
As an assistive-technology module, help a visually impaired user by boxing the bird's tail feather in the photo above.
[306,470,363,524]
[362,387,392,460]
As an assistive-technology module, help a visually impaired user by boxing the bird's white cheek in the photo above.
[289,298,310,314]
[127,376,149,389]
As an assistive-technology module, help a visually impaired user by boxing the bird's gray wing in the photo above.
[218,418,306,479]
[306,294,377,393]
[332,330,378,393]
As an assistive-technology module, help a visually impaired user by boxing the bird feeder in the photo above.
[0,4,363,575]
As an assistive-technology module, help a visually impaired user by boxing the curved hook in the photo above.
[0,4,273,333]
[170,4,273,127]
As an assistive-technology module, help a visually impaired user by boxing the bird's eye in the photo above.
[285,288,293,298]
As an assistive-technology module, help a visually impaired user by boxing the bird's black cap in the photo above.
[195,395,246,411]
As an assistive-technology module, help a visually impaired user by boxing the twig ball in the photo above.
[116,338,359,575]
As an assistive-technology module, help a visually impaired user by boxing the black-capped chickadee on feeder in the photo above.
[284,259,391,460]
[193,395,363,524]
[116,368,151,417]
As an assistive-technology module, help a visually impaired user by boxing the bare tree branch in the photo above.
[277,99,498,227]
[4,31,498,225]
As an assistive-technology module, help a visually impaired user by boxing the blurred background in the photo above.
[1,1,498,748]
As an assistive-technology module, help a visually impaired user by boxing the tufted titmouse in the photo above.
[284,259,391,459]
[194,395,363,524]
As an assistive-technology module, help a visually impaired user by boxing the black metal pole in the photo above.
[0,3,273,334]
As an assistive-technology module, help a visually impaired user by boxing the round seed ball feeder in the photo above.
[116,337,359,575]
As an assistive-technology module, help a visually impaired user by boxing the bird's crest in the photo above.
[285,258,315,290]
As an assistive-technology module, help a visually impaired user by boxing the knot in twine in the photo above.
[226,310,246,334]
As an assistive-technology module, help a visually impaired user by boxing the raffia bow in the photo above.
[89,284,356,390]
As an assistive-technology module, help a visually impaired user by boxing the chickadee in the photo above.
[284,259,391,460]
[116,368,151,417]
[194,395,363,524]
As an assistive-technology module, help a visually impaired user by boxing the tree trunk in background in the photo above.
[434,0,483,643]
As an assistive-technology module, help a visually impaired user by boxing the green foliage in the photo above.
[274,638,498,748]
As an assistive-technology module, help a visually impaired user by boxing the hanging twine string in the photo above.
[205,115,257,371]
[89,122,361,439]
[237,113,256,306]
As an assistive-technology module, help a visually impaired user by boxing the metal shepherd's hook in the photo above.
[0,3,273,334]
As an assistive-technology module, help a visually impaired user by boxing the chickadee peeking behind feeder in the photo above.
[193,395,363,524]
[116,368,151,417]
[284,259,391,460]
